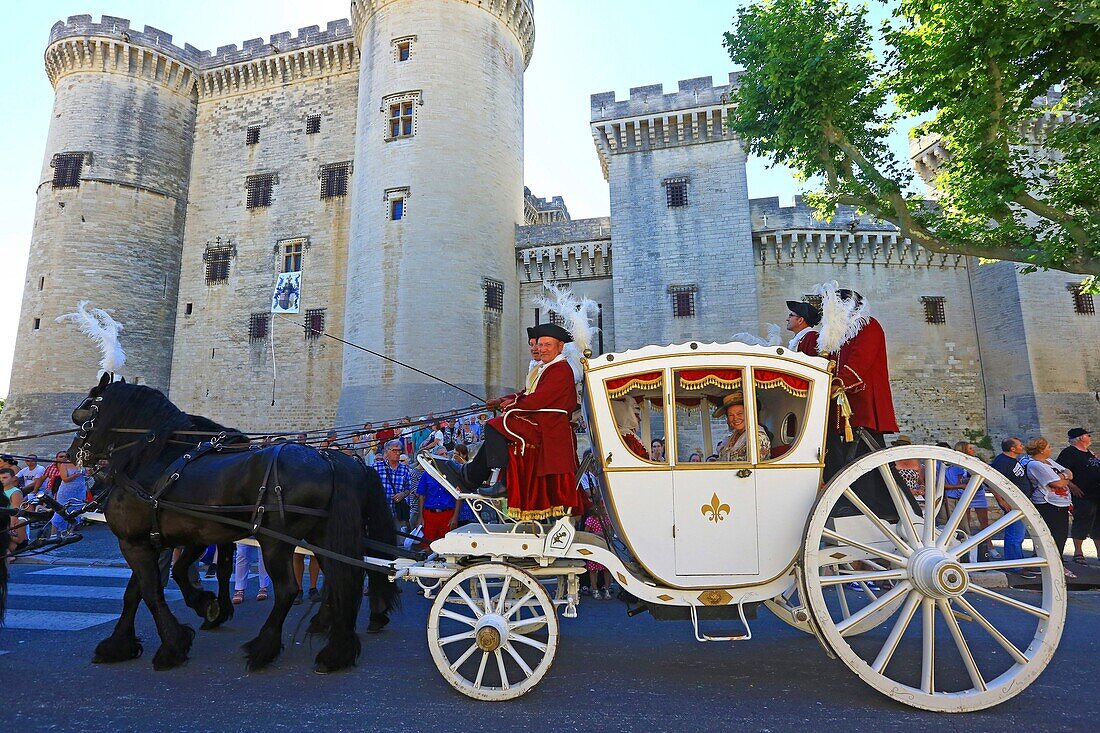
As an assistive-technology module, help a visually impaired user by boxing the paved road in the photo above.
[4,543,1100,733]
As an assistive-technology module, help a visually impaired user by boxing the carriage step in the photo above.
[689,602,752,643]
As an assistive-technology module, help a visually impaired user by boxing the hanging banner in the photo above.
[271,271,301,314]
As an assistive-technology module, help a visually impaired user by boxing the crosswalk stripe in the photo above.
[2,610,120,631]
[32,567,132,578]
[8,584,183,601]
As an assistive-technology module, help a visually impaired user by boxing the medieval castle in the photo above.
[2,0,1097,452]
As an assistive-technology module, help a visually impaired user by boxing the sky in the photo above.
[0,0,906,398]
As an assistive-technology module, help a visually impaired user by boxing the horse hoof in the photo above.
[366,613,390,634]
[204,599,220,623]
[93,637,143,663]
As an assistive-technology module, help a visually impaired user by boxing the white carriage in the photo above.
[406,341,1066,711]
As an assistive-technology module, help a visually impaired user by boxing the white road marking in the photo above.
[2,610,120,631]
[31,566,132,578]
[8,584,182,601]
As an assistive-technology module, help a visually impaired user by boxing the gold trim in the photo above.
[577,548,593,556]
[701,493,731,523]
[698,589,733,606]
[751,365,817,466]
[616,572,629,586]
[587,349,831,378]
[657,594,674,601]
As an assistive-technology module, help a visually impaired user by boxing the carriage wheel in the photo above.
[766,560,905,637]
[427,563,559,701]
[800,445,1066,712]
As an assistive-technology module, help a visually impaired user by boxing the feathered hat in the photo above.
[56,301,127,374]
[534,282,600,356]
[811,281,869,355]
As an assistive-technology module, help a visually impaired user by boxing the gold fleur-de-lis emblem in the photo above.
[700,493,731,523]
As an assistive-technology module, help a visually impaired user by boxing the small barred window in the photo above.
[246,125,260,146]
[664,177,689,208]
[305,115,321,135]
[320,162,351,199]
[484,278,504,311]
[802,294,823,311]
[203,239,233,285]
[921,296,946,324]
[304,308,325,340]
[249,313,270,342]
[548,311,565,327]
[52,153,85,189]
[246,174,275,209]
[669,285,697,318]
[1069,283,1095,315]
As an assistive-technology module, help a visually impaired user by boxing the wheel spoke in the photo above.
[821,528,907,566]
[937,598,987,692]
[473,650,489,688]
[438,608,479,627]
[961,556,1048,573]
[878,463,921,547]
[494,649,510,690]
[966,584,1051,620]
[438,630,476,646]
[495,576,512,615]
[449,642,479,673]
[937,473,986,549]
[453,584,484,618]
[504,590,537,620]
[871,591,921,674]
[503,641,535,677]
[836,581,910,636]
[951,596,1030,666]
[818,569,908,587]
[951,510,1023,559]
[841,488,915,557]
[920,598,936,694]
[478,575,493,613]
[836,580,852,618]
[922,459,941,545]
[510,632,549,652]
[511,614,547,631]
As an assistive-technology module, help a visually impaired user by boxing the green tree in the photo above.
[723,0,1100,277]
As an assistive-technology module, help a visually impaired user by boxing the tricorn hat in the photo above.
[785,300,821,327]
[529,323,573,343]
[526,326,537,341]
[712,391,745,419]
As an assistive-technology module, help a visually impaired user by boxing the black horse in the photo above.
[69,373,398,672]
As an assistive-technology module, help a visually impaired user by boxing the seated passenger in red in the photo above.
[432,323,581,521]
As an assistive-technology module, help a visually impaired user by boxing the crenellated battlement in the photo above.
[49,15,204,66]
[591,73,742,122]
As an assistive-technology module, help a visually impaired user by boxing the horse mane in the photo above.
[184,413,250,446]
[95,382,194,472]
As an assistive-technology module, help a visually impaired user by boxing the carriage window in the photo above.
[605,371,666,464]
[752,368,810,462]
[673,368,754,464]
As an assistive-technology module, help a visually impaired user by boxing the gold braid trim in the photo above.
[507,505,571,521]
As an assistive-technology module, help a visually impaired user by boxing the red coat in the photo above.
[800,320,898,434]
[488,358,578,477]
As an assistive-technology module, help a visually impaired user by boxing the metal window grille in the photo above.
[283,242,303,273]
[484,278,504,311]
[320,162,350,199]
[246,174,275,209]
[249,313,270,342]
[52,153,84,188]
[203,240,233,284]
[548,311,565,326]
[245,125,260,146]
[305,115,321,135]
[1069,284,1095,315]
[802,294,823,310]
[921,296,946,324]
[664,177,689,208]
[669,285,697,317]
[304,308,325,340]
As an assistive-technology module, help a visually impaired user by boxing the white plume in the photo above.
[535,282,600,356]
[731,323,783,347]
[56,301,126,373]
[812,280,869,355]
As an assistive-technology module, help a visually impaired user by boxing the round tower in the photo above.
[337,0,534,422]
[0,16,198,451]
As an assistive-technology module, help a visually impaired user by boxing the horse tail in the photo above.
[362,465,400,614]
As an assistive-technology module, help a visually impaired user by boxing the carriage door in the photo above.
[670,368,759,576]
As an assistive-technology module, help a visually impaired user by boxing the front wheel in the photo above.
[800,445,1066,712]
[426,563,559,701]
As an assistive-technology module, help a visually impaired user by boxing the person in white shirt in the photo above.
[16,455,46,498]
[1025,436,1075,578]
[784,300,821,351]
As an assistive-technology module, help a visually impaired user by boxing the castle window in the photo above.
[305,115,321,135]
[38,276,44,291]
[921,296,946,324]
[320,162,351,199]
[249,313,270,343]
[283,241,303,273]
[484,278,504,311]
[385,187,409,221]
[203,238,234,285]
[669,284,697,317]
[383,91,421,141]
[802,294,823,311]
[185,303,193,316]
[246,125,261,146]
[393,36,416,63]
[33,318,41,331]
[548,311,565,326]
[663,177,689,208]
[51,152,85,189]
[246,174,276,209]
[1069,283,1095,315]
[304,308,325,340]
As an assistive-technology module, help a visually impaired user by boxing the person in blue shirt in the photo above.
[990,437,1035,576]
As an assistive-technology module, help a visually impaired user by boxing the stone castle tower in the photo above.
[1,18,198,440]
[338,0,534,423]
